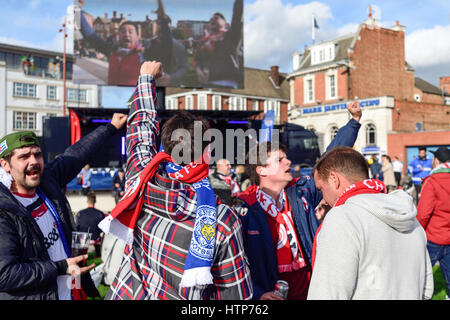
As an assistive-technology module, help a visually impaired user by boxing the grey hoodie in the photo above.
[308,190,434,300]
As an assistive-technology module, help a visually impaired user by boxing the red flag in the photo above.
[69,108,81,145]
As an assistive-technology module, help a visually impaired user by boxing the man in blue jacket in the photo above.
[0,113,127,300]
[408,146,432,202]
[238,102,362,300]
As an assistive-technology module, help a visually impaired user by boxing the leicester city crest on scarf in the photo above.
[191,205,216,260]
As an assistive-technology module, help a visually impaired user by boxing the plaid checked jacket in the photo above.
[106,75,252,300]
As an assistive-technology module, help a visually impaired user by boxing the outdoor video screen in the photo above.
[73,0,243,89]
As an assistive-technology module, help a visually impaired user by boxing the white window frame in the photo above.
[251,99,259,111]
[165,97,177,110]
[47,85,57,100]
[230,97,237,111]
[311,43,335,66]
[319,49,325,62]
[165,97,171,110]
[304,76,315,104]
[236,97,242,111]
[13,111,36,130]
[366,123,377,146]
[264,100,281,122]
[13,82,37,98]
[185,95,193,110]
[263,100,269,113]
[264,100,275,113]
[212,95,221,110]
[66,88,87,102]
[229,97,246,111]
[238,97,246,110]
[326,70,338,100]
[274,101,281,123]
[198,93,207,110]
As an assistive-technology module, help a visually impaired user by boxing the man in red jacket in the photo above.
[417,146,450,299]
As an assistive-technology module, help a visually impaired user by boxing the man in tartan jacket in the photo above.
[105,61,252,300]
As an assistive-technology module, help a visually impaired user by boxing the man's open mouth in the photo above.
[26,168,40,177]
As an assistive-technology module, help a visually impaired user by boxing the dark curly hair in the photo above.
[161,111,210,165]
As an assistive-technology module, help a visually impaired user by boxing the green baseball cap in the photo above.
[0,131,41,158]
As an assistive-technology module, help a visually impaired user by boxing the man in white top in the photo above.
[392,156,403,186]
[0,113,127,300]
[308,146,434,300]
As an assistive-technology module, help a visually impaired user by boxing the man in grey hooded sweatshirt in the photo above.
[308,147,433,300]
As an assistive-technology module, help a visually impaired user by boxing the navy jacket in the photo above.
[0,124,117,300]
[76,207,105,241]
[239,119,361,299]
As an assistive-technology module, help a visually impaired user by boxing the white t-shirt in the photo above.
[392,160,403,173]
[13,192,72,300]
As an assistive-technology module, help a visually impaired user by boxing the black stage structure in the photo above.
[42,108,320,168]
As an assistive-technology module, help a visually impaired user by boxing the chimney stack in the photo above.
[392,20,406,32]
[440,76,450,94]
[270,66,280,87]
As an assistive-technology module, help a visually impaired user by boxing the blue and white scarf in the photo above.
[164,161,217,287]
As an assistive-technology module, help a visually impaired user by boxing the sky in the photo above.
[0,0,449,86]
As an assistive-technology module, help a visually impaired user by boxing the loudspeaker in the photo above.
[42,116,70,163]
[155,87,165,110]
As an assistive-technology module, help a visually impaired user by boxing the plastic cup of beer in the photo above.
[71,231,91,266]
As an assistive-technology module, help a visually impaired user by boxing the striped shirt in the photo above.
[106,75,252,300]
[13,192,71,300]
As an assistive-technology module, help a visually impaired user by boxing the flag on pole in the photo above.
[314,16,320,29]
[312,15,319,43]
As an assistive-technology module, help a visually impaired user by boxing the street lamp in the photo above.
[59,18,68,117]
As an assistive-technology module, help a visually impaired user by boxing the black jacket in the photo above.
[0,124,117,300]
[208,171,233,206]
[76,207,105,240]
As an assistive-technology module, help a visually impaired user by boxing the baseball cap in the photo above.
[0,131,41,158]
[430,147,450,163]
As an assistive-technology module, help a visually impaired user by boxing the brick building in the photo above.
[166,66,290,125]
[287,14,450,169]
[441,76,450,105]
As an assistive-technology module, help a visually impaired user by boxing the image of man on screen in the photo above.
[77,0,188,87]
[193,0,243,88]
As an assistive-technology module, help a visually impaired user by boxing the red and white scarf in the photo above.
[218,172,241,197]
[256,187,306,273]
[311,179,386,269]
[98,151,210,244]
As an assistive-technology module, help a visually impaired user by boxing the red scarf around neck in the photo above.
[256,187,306,273]
[99,151,210,244]
[218,173,241,197]
[311,179,386,269]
